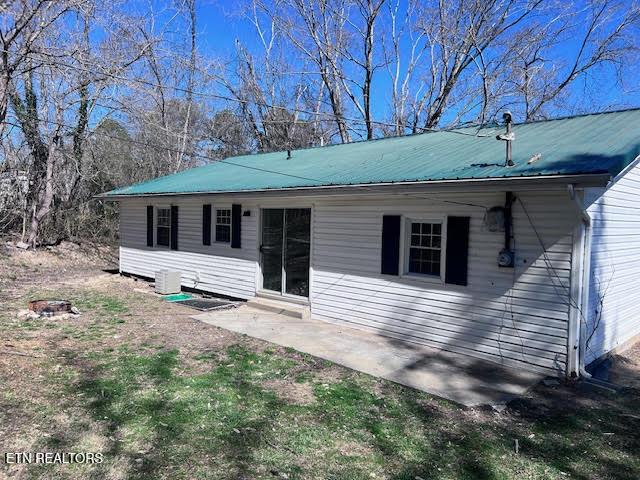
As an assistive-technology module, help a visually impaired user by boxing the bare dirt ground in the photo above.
[0,243,265,479]
[0,242,639,480]
[609,342,640,389]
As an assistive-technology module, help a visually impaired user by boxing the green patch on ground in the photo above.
[1,271,639,480]
[55,343,639,480]
[73,291,129,315]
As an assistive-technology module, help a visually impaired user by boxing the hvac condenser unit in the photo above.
[155,270,182,295]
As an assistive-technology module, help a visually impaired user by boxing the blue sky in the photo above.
[121,0,640,132]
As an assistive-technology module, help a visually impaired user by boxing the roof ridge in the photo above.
[100,106,640,197]
[510,106,640,127]
[229,107,640,162]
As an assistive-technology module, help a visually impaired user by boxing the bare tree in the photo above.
[322,0,386,139]
[416,0,545,129]
[514,0,640,120]
[9,61,67,246]
[174,0,197,172]
[382,0,429,134]
[273,0,354,142]
[207,109,252,159]
[380,0,639,131]
[2,1,152,245]
[359,0,386,139]
[217,0,323,151]
[0,1,72,137]
[2,0,639,248]
[132,1,201,174]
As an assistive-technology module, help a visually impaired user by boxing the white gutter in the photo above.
[567,184,592,379]
[97,173,611,200]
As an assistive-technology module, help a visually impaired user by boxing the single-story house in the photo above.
[99,109,640,378]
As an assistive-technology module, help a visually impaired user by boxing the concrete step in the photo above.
[246,296,310,319]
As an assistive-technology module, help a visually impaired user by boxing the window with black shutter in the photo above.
[203,204,212,245]
[381,215,401,275]
[444,216,470,286]
[231,204,241,248]
[383,214,470,286]
[146,206,154,247]
[170,205,178,250]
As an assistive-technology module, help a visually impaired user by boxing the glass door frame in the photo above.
[258,206,312,301]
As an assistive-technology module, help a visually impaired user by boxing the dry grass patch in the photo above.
[262,379,317,405]
[1,243,639,480]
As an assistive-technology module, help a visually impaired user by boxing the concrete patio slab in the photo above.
[192,306,543,407]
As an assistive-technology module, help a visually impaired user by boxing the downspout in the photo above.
[567,184,592,379]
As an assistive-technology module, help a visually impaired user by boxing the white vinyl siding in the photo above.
[118,189,578,375]
[585,160,640,363]
[310,191,577,374]
[119,196,258,299]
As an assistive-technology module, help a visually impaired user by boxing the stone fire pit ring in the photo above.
[28,300,73,317]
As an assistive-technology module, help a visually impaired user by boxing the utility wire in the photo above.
[516,196,601,357]
[517,197,571,297]
[3,109,515,207]
[2,112,506,201]
[1,116,323,185]
[7,48,496,138]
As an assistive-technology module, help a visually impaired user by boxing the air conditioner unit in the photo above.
[155,270,182,294]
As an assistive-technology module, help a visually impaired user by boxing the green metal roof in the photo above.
[102,109,640,197]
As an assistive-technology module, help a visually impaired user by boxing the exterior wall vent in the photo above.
[155,270,182,294]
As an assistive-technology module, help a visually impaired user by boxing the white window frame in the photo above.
[156,206,171,248]
[400,216,446,284]
[215,207,232,243]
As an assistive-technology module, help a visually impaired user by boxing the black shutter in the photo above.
[146,206,154,247]
[445,216,470,286]
[202,204,212,246]
[170,205,179,250]
[381,215,401,275]
[231,204,241,248]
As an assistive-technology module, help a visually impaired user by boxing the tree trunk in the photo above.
[27,141,57,248]
[0,69,9,137]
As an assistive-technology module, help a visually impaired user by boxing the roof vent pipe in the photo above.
[286,149,292,160]
[496,111,515,167]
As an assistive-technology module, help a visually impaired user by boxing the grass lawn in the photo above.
[0,245,639,479]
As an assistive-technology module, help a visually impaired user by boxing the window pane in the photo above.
[216,224,231,243]
[157,208,170,227]
[408,247,422,273]
[407,221,441,277]
[157,227,170,246]
[216,209,231,225]
[261,209,284,292]
[432,262,441,276]
[284,208,311,297]
[156,207,171,246]
[215,209,232,242]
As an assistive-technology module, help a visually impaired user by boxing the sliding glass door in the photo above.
[260,208,311,297]
[261,209,284,292]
